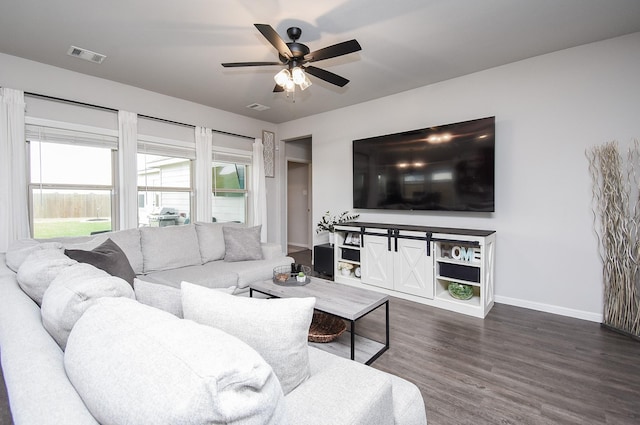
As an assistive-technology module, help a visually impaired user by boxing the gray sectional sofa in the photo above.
[0,222,428,424]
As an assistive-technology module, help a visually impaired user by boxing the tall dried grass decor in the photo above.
[587,140,640,338]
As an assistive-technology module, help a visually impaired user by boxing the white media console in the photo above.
[332,222,496,318]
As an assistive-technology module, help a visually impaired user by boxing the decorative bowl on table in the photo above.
[447,282,474,300]
[273,264,311,286]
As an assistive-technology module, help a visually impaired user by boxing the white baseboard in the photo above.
[287,242,309,250]
[495,295,602,323]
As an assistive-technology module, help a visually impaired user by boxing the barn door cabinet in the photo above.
[333,222,496,318]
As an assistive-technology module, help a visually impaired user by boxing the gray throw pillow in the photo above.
[182,281,316,395]
[65,238,136,286]
[223,225,263,262]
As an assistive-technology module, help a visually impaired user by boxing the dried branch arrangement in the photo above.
[587,140,640,337]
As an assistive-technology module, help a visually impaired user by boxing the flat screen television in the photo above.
[353,116,495,212]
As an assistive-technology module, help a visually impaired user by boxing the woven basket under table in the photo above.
[308,310,347,343]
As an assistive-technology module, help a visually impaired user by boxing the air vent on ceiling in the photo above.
[67,46,106,64]
[246,103,270,111]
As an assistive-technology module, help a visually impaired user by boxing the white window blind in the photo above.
[25,118,118,149]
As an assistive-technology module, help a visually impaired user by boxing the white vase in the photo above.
[329,232,335,246]
[341,268,351,276]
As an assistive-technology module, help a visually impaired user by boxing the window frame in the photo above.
[212,148,252,224]
[26,119,120,238]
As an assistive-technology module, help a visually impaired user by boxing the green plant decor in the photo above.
[315,211,359,234]
[448,282,474,300]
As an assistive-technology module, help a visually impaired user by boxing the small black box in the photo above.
[341,248,360,262]
[313,244,334,278]
[439,262,480,283]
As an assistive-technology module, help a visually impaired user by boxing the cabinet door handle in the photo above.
[387,229,393,251]
[394,229,399,252]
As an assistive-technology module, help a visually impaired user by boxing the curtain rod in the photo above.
[24,91,255,140]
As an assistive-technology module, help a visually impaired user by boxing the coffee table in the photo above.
[249,276,389,365]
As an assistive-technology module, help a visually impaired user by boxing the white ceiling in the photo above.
[1,0,639,124]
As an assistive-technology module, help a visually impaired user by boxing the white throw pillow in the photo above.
[64,297,286,425]
[16,248,77,305]
[41,263,135,349]
[140,224,202,273]
[181,281,316,394]
[133,278,236,318]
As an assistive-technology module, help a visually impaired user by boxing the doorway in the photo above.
[287,160,311,252]
[284,136,312,258]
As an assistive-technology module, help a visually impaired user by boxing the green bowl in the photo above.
[447,282,474,300]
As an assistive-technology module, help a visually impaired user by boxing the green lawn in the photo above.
[33,220,112,239]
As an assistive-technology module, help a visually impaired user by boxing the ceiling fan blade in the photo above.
[305,39,361,62]
[273,84,284,93]
[305,66,350,87]
[221,61,281,67]
[254,24,293,59]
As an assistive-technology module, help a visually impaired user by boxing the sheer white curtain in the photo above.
[252,138,268,242]
[0,88,30,251]
[195,126,213,223]
[118,111,138,229]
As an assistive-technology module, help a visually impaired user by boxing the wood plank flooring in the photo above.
[1,250,638,424]
[291,248,640,425]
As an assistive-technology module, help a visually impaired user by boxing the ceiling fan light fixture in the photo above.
[274,69,291,87]
[284,78,296,92]
[299,74,312,91]
[291,67,305,85]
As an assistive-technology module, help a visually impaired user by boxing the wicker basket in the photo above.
[308,310,347,343]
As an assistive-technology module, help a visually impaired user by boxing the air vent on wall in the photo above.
[246,103,270,111]
[67,46,106,64]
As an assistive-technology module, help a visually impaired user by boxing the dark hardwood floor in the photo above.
[291,248,640,425]
[1,250,638,425]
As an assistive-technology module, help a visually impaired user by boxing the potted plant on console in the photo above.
[316,210,359,246]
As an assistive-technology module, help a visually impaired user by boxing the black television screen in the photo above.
[353,116,495,212]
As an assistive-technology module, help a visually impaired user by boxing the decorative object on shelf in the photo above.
[587,140,640,338]
[262,130,275,178]
[354,267,361,278]
[272,264,311,285]
[440,244,481,263]
[308,310,347,343]
[316,210,359,246]
[447,282,474,300]
[337,261,354,276]
[345,232,361,246]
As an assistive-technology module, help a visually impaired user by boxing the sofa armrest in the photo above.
[285,347,395,425]
[261,243,285,260]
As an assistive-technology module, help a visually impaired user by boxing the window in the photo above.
[138,144,194,227]
[28,129,117,238]
[212,151,251,223]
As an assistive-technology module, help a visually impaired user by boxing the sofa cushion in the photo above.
[16,248,77,305]
[223,225,263,262]
[41,263,135,349]
[195,221,243,262]
[141,261,239,289]
[182,281,315,395]
[133,278,236,318]
[5,239,64,273]
[65,238,136,286]
[140,224,201,273]
[64,297,286,425]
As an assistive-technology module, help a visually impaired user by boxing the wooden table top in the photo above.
[250,276,389,321]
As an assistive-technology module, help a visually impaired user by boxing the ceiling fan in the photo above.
[221,24,361,93]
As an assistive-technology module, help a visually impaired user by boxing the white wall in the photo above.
[277,32,640,321]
